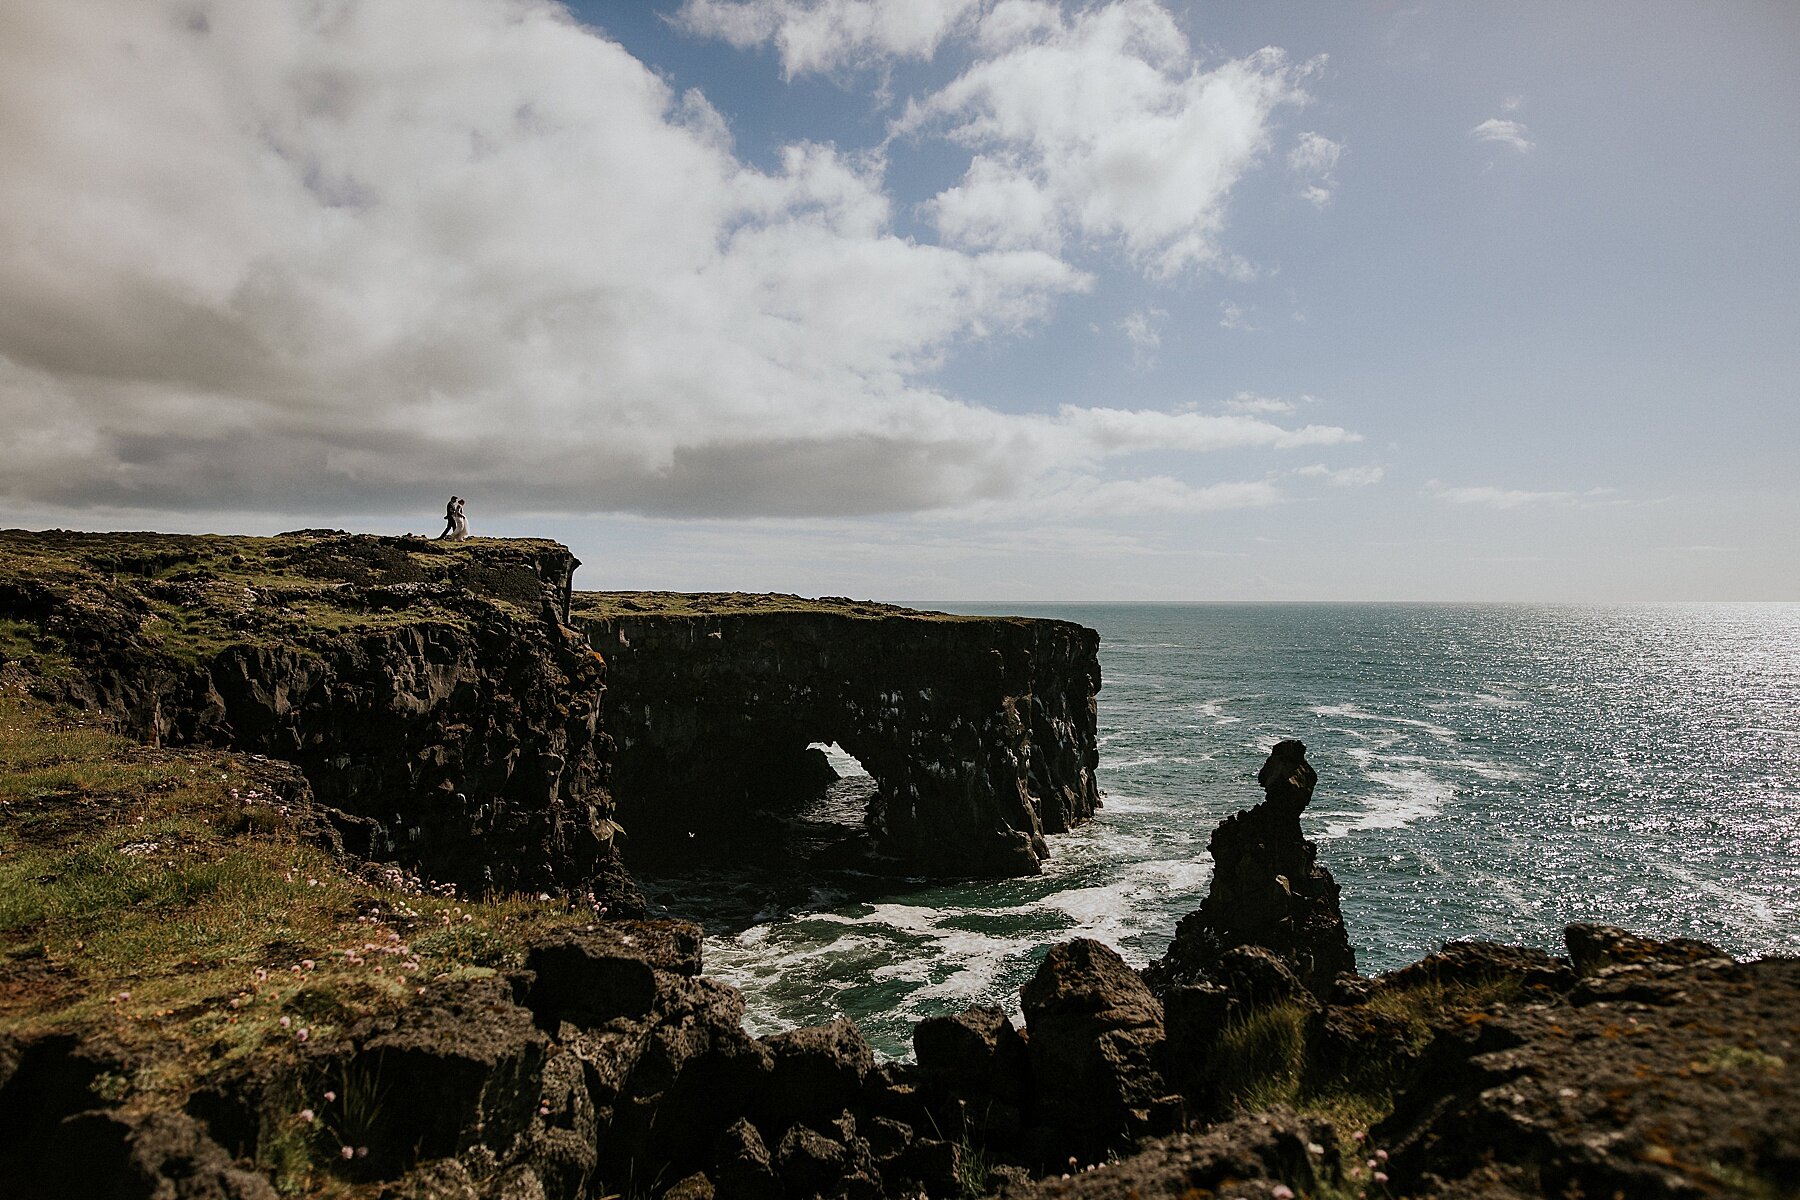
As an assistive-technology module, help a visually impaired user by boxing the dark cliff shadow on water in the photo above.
[628,774,943,937]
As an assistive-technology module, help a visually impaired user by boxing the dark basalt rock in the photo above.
[913,1005,1033,1141]
[1021,938,1174,1162]
[1143,739,1355,998]
[913,1005,1030,1100]
[1564,921,1729,977]
[713,1118,782,1200]
[1379,938,1575,995]
[1375,933,1798,1200]
[0,1035,275,1200]
[776,1122,847,1196]
[756,1019,877,1139]
[1215,944,1314,1012]
[991,1108,1342,1198]
[576,601,1101,877]
[524,920,704,1028]
[344,976,552,1179]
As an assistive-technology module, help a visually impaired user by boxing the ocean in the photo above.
[638,602,1800,1059]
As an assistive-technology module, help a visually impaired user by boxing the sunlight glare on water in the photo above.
[645,603,1800,1058]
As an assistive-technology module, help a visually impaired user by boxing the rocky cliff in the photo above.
[4,533,1791,1200]
[0,529,634,908]
[574,593,1102,876]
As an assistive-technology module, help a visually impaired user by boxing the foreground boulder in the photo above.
[992,1108,1341,1198]
[1144,739,1355,997]
[1022,939,1175,1163]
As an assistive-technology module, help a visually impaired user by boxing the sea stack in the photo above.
[1144,738,1355,996]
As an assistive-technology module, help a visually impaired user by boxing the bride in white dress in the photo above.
[450,497,468,540]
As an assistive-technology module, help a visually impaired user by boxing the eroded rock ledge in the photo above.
[574,593,1102,876]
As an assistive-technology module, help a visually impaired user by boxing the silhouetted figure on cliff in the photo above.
[437,496,467,540]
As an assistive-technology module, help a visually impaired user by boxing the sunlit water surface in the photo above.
[637,603,1800,1058]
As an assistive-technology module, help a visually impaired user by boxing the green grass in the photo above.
[0,684,596,1195]
[572,590,988,622]
[0,529,574,669]
[1205,972,1529,1136]
[1212,1000,1312,1114]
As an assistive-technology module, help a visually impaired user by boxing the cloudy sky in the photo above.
[2,1,1795,599]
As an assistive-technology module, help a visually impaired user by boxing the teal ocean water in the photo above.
[641,603,1800,1058]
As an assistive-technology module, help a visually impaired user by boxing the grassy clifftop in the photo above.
[0,529,573,670]
[572,589,986,622]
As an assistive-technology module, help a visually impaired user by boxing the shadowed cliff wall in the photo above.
[573,597,1102,877]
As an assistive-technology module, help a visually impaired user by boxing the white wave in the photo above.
[1195,698,1242,726]
[1321,768,1453,838]
[1310,702,1460,742]
[1651,860,1785,929]
[1470,872,1538,919]
[1344,748,1526,783]
[1093,792,1162,814]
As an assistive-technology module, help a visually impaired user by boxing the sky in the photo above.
[1,1,1796,600]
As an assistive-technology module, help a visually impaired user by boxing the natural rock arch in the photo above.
[573,599,1102,877]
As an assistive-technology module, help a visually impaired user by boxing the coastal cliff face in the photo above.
[0,530,631,906]
[572,594,1102,876]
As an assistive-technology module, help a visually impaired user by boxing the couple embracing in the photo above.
[438,496,468,540]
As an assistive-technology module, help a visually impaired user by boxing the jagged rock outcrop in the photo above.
[990,1109,1343,1199]
[913,1005,1033,1145]
[1021,939,1176,1163]
[0,530,635,909]
[1143,739,1354,997]
[1376,925,1798,1199]
[574,597,1101,877]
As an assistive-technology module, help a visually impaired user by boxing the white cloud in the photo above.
[1427,481,1615,510]
[1298,464,1383,487]
[1287,130,1343,208]
[675,0,985,77]
[1219,300,1259,331]
[1062,476,1282,515]
[1222,391,1296,415]
[925,154,1061,251]
[1118,307,1166,369]
[0,0,1353,523]
[1042,406,1355,460]
[948,472,1284,518]
[899,2,1313,277]
[1471,117,1534,153]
